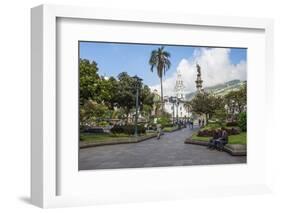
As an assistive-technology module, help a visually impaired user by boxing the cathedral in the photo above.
[152,64,204,121]
[162,68,190,120]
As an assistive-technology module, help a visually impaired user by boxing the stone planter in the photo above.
[80,133,158,149]
[184,138,247,156]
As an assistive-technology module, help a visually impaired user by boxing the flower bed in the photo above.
[197,127,240,137]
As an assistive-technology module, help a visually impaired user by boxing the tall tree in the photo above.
[140,85,155,121]
[79,59,100,105]
[99,76,119,109]
[140,85,154,110]
[116,72,139,124]
[190,92,224,124]
[149,46,171,111]
[79,99,109,128]
[224,84,247,115]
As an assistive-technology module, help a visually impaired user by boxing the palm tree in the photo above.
[149,46,171,112]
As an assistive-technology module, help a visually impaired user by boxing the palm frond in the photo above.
[162,51,171,58]
[148,46,171,80]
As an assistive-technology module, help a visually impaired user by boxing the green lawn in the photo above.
[163,126,179,132]
[80,132,154,144]
[191,132,247,145]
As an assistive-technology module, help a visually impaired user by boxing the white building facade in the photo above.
[163,69,191,120]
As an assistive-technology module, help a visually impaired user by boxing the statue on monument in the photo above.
[196,64,201,76]
[195,63,203,92]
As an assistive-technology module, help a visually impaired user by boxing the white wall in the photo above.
[0,0,281,212]
[164,101,190,119]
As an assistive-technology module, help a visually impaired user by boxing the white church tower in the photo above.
[162,68,190,119]
[174,69,185,100]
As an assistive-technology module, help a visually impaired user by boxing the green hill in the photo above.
[185,80,246,100]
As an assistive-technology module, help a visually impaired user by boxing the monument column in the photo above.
[195,64,203,92]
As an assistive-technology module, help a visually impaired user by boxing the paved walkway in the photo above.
[79,127,246,170]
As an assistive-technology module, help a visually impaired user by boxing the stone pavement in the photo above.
[79,127,246,170]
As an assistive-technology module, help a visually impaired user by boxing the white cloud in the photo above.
[149,48,246,96]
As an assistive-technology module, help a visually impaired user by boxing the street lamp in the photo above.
[133,75,143,137]
[176,99,179,125]
[169,96,177,126]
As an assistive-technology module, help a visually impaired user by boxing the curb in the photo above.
[80,133,158,149]
[184,138,247,156]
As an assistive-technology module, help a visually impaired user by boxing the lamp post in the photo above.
[169,96,175,126]
[176,100,179,125]
[172,103,175,125]
[169,96,177,126]
[133,75,143,137]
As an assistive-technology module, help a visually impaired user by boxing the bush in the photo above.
[111,124,146,135]
[83,127,105,133]
[213,109,227,126]
[110,125,124,134]
[164,123,174,128]
[226,121,238,127]
[80,135,86,141]
[157,113,172,127]
[97,121,109,127]
[197,127,240,137]
[201,122,222,130]
[238,112,247,131]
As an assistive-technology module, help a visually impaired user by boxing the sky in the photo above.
[79,41,247,96]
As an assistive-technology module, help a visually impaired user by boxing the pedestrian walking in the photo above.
[156,123,162,140]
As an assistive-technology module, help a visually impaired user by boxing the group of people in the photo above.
[186,118,205,129]
[207,128,229,151]
[187,119,194,129]
[198,118,205,127]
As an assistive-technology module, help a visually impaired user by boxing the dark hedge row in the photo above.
[226,121,238,127]
[111,125,146,135]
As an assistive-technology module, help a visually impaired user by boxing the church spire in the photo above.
[174,69,185,100]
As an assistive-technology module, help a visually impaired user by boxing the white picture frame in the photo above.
[31,4,274,208]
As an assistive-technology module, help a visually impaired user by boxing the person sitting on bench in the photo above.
[207,129,221,149]
[216,128,228,151]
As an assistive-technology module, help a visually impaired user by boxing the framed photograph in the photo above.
[31,4,274,208]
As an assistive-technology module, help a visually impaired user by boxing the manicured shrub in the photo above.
[238,112,247,132]
[80,135,86,141]
[197,127,240,137]
[110,125,123,134]
[226,121,238,127]
[97,121,109,127]
[157,114,172,127]
[111,124,145,135]
[83,127,105,133]
[165,123,174,128]
[227,127,241,135]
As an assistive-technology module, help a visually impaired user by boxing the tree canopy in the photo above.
[224,83,247,114]
[149,46,171,110]
[79,59,155,127]
[190,92,224,123]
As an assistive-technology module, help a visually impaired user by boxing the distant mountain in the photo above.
[185,80,246,100]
